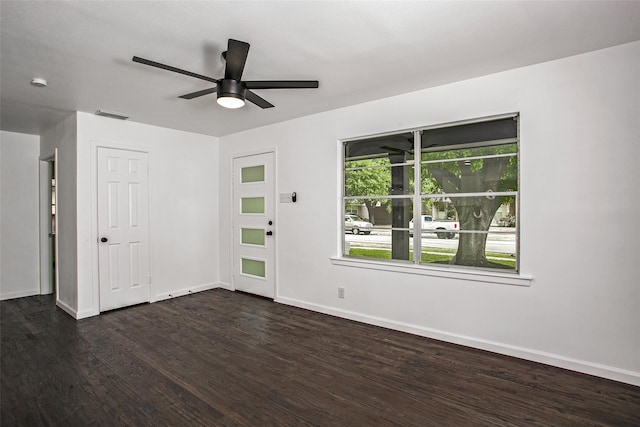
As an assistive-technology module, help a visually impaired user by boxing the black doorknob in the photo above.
[268,220,273,225]
[266,231,273,236]
[100,237,108,243]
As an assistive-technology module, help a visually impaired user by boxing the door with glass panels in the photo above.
[232,152,275,298]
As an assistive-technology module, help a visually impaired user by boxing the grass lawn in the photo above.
[348,247,516,269]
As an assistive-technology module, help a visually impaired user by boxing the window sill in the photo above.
[330,256,532,287]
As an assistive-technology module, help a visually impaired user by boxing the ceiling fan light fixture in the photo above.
[217,79,246,109]
[217,95,245,109]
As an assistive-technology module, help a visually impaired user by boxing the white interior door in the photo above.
[97,147,150,311]
[232,152,275,298]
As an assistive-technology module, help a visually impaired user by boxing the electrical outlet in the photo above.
[338,287,345,299]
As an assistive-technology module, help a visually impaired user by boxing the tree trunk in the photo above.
[363,200,375,224]
[452,200,498,267]
[429,156,509,268]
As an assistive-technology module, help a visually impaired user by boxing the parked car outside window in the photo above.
[409,215,459,239]
[344,214,373,235]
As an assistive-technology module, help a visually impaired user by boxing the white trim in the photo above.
[421,191,518,198]
[76,308,100,320]
[151,282,219,303]
[421,151,517,165]
[341,113,521,276]
[39,158,53,295]
[337,140,346,256]
[0,289,40,301]
[345,194,415,200]
[232,146,278,160]
[330,256,531,287]
[453,229,516,235]
[345,151,516,171]
[53,149,60,305]
[275,296,640,387]
[345,191,518,200]
[341,112,519,143]
[345,161,416,171]
[217,281,233,291]
[56,298,78,318]
[412,130,422,263]
[229,155,235,292]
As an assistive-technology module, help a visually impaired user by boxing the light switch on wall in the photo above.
[279,193,293,203]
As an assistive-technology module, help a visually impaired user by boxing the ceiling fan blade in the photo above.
[178,87,218,99]
[224,39,250,81]
[132,56,219,84]
[245,90,274,109]
[245,81,319,90]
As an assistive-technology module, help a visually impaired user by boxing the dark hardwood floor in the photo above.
[1,289,639,426]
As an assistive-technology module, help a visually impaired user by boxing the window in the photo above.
[342,114,519,272]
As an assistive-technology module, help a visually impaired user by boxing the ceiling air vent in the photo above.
[95,110,130,120]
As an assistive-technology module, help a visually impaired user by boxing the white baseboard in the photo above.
[76,308,100,319]
[216,282,233,291]
[0,288,40,301]
[151,282,221,303]
[56,299,78,318]
[56,283,226,318]
[275,296,640,387]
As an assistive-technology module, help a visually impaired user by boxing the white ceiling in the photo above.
[2,1,640,138]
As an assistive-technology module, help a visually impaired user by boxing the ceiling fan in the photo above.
[132,38,319,109]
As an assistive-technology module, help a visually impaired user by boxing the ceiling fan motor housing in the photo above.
[218,79,246,101]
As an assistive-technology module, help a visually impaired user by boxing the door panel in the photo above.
[241,258,266,277]
[241,228,265,245]
[233,152,275,298]
[241,165,265,182]
[98,147,150,311]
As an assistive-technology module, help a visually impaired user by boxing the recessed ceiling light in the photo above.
[30,78,47,87]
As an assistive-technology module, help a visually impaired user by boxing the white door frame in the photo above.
[230,147,277,297]
[38,149,58,298]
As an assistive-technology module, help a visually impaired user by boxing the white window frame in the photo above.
[333,113,532,286]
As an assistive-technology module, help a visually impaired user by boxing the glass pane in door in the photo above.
[241,165,265,183]
[241,228,265,246]
[241,197,265,214]
[241,258,266,278]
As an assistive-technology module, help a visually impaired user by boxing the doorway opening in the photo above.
[49,164,56,292]
[39,154,57,297]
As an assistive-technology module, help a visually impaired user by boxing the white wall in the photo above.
[41,114,78,315]
[219,41,640,385]
[75,112,220,318]
[0,131,40,300]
